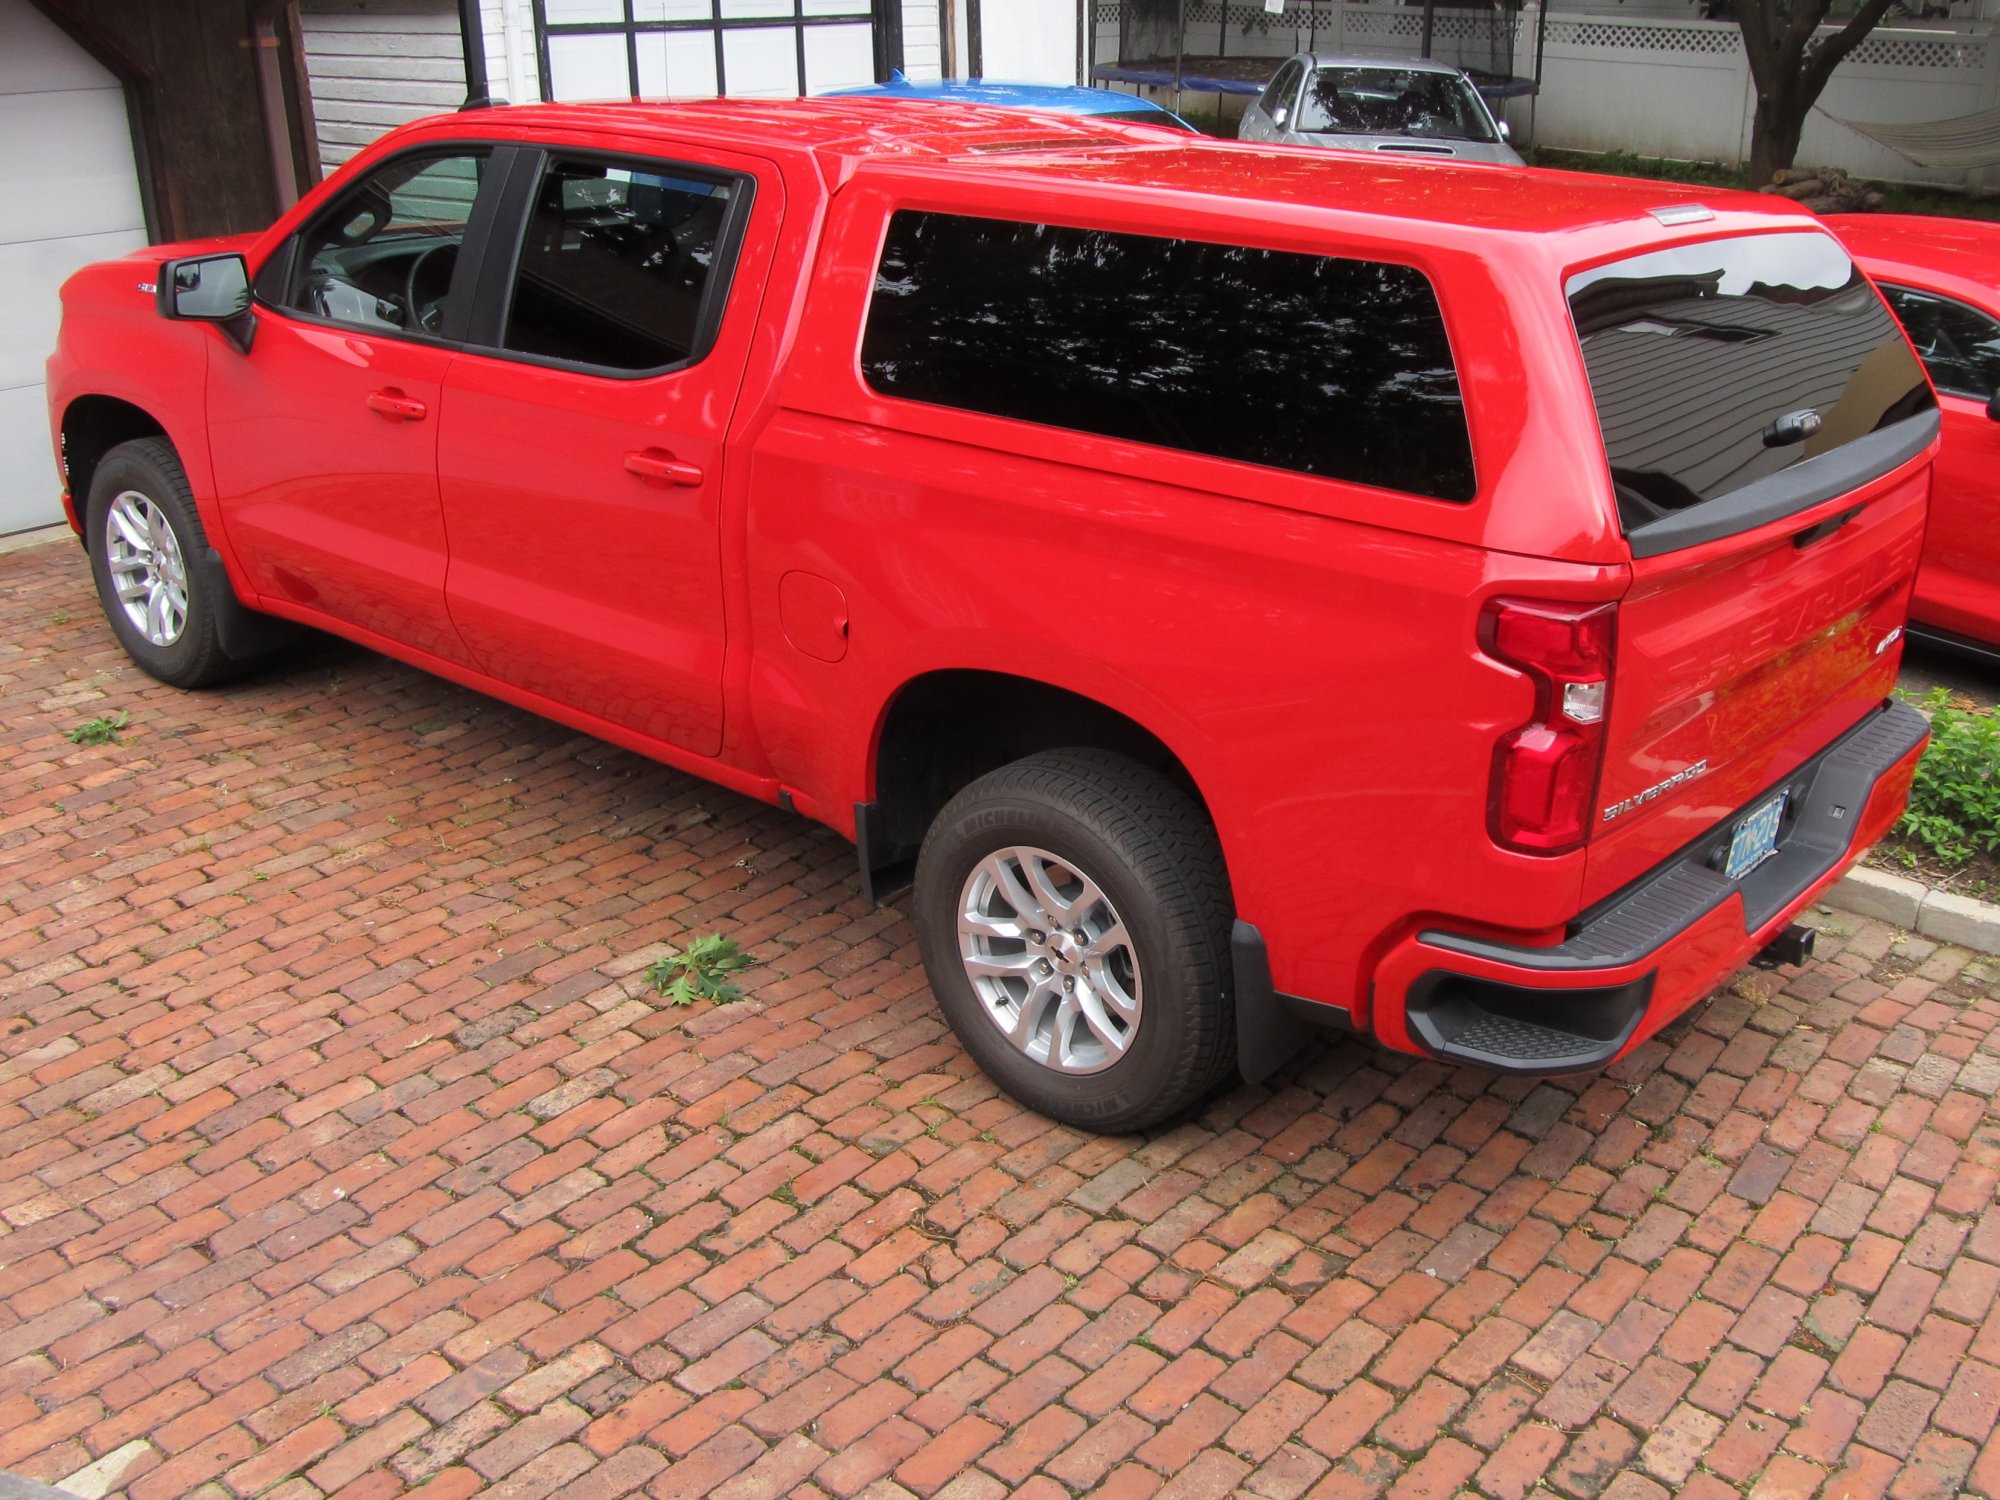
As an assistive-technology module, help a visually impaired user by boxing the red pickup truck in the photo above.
[48,99,1936,1131]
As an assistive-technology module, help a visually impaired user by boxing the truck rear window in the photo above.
[1568,231,1933,550]
[862,210,1476,502]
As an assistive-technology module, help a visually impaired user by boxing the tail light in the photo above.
[1482,597,1615,854]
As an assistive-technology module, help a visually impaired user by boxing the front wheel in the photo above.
[913,749,1235,1133]
[85,437,248,688]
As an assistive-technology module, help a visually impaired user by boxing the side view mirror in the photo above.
[1498,120,1512,141]
[158,253,255,353]
[1988,389,1999,422]
[1271,105,1289,129]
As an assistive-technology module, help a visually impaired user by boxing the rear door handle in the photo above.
[365,389,427,422]
[1793,504,1862,549]
[625,449,704,487]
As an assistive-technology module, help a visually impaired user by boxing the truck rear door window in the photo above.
[1568,231,1934,553]
[861,210,1476,503]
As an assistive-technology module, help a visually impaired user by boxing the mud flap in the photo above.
[1232,919,1347,1085]
[200,545,302,662]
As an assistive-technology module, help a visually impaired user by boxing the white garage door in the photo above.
[542,2,879,102]
[0,0,149,534]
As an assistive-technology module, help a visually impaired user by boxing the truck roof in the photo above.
[439,97,1820,251]
[1824,212,2000,305]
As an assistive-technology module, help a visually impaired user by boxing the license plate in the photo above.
[1724,793,1787,880]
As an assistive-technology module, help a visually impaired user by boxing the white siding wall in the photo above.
[902,0,944,80]
[301,0,466,175]
[483,0,543,103]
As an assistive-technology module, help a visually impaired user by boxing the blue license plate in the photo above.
[1724,793,1787,880]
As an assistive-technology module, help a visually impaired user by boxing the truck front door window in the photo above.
[284,151,486,338]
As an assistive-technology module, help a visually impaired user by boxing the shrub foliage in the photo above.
[1898,688,2000,868]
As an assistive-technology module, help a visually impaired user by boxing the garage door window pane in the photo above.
[549,33,631,100]
[861,211,1476,502]
[503,157,738,372]
[636,30,719,98]
[803,23,875,92]
[721,27,797,96]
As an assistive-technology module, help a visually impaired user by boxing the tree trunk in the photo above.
[1737,0,1900,184]
[1748,87,1808,183]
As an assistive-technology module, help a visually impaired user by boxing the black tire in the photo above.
[85,437,247,689]
[913,749,1235,1133]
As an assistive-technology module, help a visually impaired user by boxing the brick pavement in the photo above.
[3,536,1998,1500]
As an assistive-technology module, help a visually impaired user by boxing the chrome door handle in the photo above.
[624,449,704,487]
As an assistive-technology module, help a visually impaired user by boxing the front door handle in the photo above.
[624,449,704,487]
[365,388,427,422]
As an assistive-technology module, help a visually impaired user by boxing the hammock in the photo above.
[1822,106,2000,170]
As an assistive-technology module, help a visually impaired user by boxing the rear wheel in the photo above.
[86,437,245,688]
[913,749,1234,1133]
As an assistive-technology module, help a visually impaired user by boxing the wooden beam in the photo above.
[281,2,322,187]
[24,0,155,81]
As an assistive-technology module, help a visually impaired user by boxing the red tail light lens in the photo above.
[1482,598,1616,855]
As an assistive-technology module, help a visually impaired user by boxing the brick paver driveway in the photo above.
[4,537,1999,1500]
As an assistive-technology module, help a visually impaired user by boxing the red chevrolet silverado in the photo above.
[47,99,1936,1131]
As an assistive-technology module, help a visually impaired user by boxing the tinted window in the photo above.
[1260,60,1303,118]
[1298,67,1496,143]
[503,157,738,372]
[861,212,1476,502]
[1568,232,1933,530]
[1880,284,2000,401]
[285,151,486,337]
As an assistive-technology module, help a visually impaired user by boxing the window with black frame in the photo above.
[283,151,486,337]
[1879,285,2000,401]
[860,211,1477,503]
[501,157,739,373]
[1568,232,1935,532]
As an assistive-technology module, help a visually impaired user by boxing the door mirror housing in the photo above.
[1988,388,2000,422]
[1271,105,1289,129]
[158,253,255,353]
[1498,119,1512,141]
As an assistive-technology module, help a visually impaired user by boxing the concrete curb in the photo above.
[0,1471,82,1500]
[0,524,73,556]
[1822,863,2000,954]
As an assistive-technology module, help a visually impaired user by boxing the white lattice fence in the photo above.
[1089,1,2000,185]
[1543,18,1740,53]
[1846,31,1988,66]
[1527,12,1999,186]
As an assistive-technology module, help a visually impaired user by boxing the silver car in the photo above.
[1237,53,1524,166]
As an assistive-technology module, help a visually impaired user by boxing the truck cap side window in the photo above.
[500,156,740,374]
[1567,230,1934,549]
[860,211,1477,503]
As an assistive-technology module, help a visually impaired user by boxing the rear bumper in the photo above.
[1372,699,1928,1072]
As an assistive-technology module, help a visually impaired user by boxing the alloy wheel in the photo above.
[956,845,1144,1075]
[104,490,189,648]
